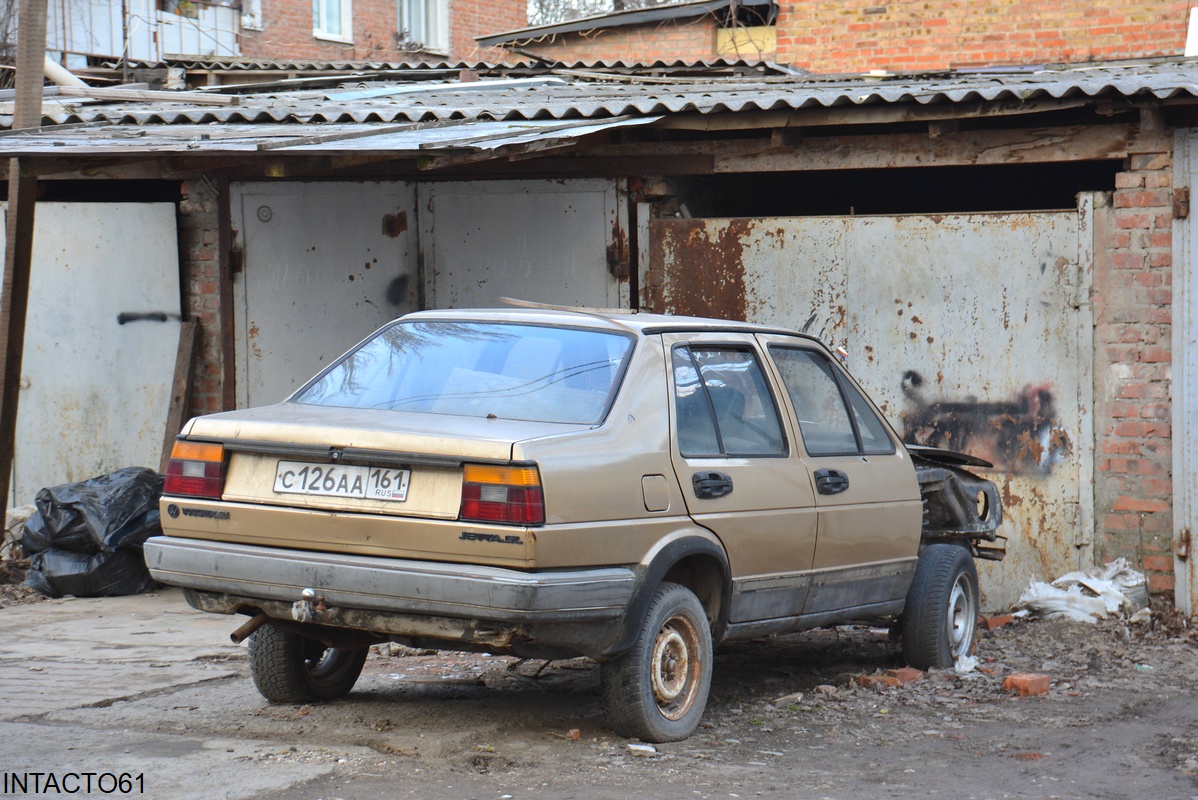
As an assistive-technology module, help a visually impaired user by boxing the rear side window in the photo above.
[295,321,633,425]
[769,347,895,456]
[672,346,787,458]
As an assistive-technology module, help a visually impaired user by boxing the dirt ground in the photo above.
[240,605,1198,800]
[2,546,1198,800]
[3,567,1198,799]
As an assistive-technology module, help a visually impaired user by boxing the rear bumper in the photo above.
[144,535,636,624]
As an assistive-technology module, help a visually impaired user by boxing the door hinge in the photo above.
[1174,187,1191,220]
[1178,527,1192,561]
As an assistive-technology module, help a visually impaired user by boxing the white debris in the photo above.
[1013,558,1149,623]
[954,655,979,674]
[627,743,658,758]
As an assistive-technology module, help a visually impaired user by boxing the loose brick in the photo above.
[885,667,926,684]
[857,674,901,690]
[1003,673,1050,696]
[980,614,1016,631]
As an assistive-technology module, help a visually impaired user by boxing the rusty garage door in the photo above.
[643,199,1099,610]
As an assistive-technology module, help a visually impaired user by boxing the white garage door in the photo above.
[2,202,181,506]
[231,182,419,406]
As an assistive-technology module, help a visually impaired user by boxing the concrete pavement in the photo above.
[0,588,377,799]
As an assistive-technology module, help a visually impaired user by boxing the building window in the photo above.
[397,0,448,54]
[313,0,353,42]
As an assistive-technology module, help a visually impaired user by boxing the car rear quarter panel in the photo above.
[514,335,699,568]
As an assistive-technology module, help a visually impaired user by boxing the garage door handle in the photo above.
[814,468,849,495]
[692,471,733,499]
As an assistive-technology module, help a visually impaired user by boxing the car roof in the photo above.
[400,307,824,343]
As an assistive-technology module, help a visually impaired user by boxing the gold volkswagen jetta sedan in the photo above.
[146,308,1002,743]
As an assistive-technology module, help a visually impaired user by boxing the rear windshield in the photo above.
[294,321,635,425]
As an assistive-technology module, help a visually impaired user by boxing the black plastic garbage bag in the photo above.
[21,467,164,556]
[25,548,159,598]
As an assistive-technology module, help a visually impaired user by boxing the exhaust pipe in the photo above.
[229,612,270,644]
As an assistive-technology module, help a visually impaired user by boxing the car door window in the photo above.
[845,384,896,454]
[672,346,787,458]
[770,347,895,456]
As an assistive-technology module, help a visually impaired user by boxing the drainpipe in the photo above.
[43,54,87,87]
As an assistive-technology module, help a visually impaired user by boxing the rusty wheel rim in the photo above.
[650,613,703,720]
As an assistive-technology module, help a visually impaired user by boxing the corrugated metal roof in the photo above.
[116,56,778,73]
[1,58,1197,156]
[0,115,663,157]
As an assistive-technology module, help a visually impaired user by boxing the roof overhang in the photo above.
[0,115,663,168]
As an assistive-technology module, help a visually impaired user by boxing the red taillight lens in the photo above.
[163,441,225,499]
[459,464,544,525]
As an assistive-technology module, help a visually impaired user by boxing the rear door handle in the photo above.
[814,468,849,495]
[692,471,733,499]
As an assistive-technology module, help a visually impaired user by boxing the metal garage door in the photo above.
[231,182,420,406]
[643,198,1098,609]
[419,179,628,310]
[2,202,181,506]
[232,179,628,407]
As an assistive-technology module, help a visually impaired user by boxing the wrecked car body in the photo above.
[145,308,1004,743]
[910,445,1006,560]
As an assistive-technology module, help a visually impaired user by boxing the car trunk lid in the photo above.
[179,402,580,520]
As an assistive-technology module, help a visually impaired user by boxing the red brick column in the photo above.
[178,180,226,419]
[1093,120,1174,592]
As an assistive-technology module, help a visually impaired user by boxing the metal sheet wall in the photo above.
[231,182,419,407]
[1,202,181,506]
[231,178,627,407]
[1174,129,1198,616]
[419,179,628,310]
[46,0,240,61]
[644,205,1095,610]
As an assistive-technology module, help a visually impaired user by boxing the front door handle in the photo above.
[692,471,733,499]
[814,468,849,495]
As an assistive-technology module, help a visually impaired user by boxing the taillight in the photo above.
[163,441,225,499]
[459,464,544,525]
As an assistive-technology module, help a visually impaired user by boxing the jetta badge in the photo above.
[460,532,524,545]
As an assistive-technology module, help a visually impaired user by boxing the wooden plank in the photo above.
[569,124,1131,171]
[656,97,1096,131]
[713,124,1132,172]
[1,0,49,520]
[160,320,198,473]
[56,86,241,106]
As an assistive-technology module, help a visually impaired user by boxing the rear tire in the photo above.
[248,622,367,703]
[600,582,713,743]
[902,544,979,670]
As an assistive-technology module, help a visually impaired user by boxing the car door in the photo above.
[759,336,923,617]
[663,333,818,624]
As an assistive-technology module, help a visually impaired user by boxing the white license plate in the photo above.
[273,461,410,502]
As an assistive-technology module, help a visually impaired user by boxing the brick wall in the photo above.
[452,0,526,62]
[241,0,525,62]
[509,18,718,63]
[777,0,1191,74]
[1093,120,1175,592]
[178,180,226,417]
